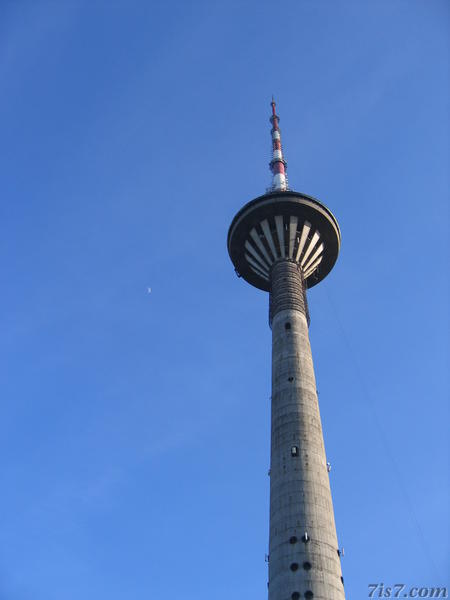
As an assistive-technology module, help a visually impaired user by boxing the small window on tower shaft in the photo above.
[285,322,291,331]
[291,446,299,457]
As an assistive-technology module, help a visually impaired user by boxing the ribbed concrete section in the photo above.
[268,260,345,600]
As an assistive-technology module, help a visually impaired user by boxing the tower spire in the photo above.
[269,97,288,192]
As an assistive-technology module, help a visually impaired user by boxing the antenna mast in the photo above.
[269,97,289,192]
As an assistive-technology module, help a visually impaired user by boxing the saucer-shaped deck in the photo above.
[227,191,341,291]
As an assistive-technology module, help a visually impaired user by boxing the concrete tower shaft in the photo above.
[269,260,344,600]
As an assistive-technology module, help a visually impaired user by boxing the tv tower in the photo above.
[227,99,345,600]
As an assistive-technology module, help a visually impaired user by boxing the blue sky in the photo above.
[0,1,448,598]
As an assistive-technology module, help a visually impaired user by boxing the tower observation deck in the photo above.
[227,99,345,600]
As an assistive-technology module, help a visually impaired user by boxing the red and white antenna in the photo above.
[269,96,289,192]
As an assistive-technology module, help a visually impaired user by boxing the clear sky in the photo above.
[0,1,448,598]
